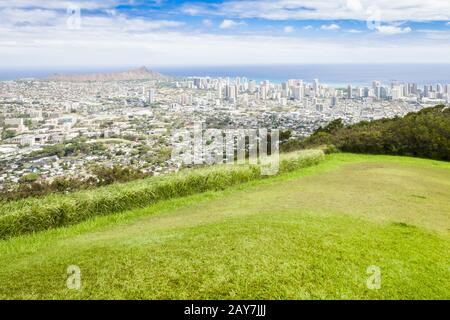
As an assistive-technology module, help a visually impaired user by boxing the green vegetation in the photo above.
[90,165,149,186]
[18,173,40,184]
[0,150,325,239]
[282,105,450,161]
[27,138,106,159]
[0,165,151,201]
[0,153,448,299]
[1,129,16,140]
[2,105,450,299]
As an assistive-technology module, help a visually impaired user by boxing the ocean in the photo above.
[157,64,450,87]
[1,64,450,87]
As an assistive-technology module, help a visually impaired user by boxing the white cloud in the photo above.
[417,29,450,40]
[346,0,363,12]
[0,8,61,26]
[0,7,184,32]
[202,19,213,27]
[347,29,362,33]
[0,0,449,68]
[2,28,450,69]
[320,24,340,31]
[121,19,185,31]
[219,19,245,29]
[0,0,118,10]
[283,26,294,33]
[182,0,450,22]
[376,25,412,35]
[3,30,450,69]
[446,22,450,26]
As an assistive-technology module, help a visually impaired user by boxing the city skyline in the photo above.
[1,0,450,69]
[3,64,450,87]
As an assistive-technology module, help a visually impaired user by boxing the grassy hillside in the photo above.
[0,150,325,239]
[0,153,449,299]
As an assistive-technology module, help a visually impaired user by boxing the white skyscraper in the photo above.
[372,81,381,99]
[313,79,320,96]
[248,80,256,93]
[225,84,237,102]
[330,96,337,107]
[357,87,364,98]
[260,85,267,100]
[292,86,304,101]
[402,85,408,97]
[347,85,353,99]
[391,86,402,100]
[148,88,156,103]
[424,85,429,97]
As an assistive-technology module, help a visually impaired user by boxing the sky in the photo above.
[0,0,450,69]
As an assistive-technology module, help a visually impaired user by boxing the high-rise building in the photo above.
[330,96,337,107]
[402,85,408,97]
[260,85,267,100]
[225,84,237,102]
[380,87,387,99]
[424,85,429,97]
[363,87,370,98]
[292,86,304,101]
[347,85,353,99]
[148,89,156,103]
[313,79,319,95]
[357,87,364,98]
[248,80,257,93]
[391,86,402,100]
[193,78,201,89]
[372,81,381,99]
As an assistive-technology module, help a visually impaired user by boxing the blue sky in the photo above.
[0,0,449,68]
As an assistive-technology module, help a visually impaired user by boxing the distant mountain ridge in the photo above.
[49,66,165,81]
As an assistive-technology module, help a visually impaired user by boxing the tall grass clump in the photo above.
[0,149,325,239]
[279,149,325,173]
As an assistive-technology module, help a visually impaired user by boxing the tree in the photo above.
[1,130,16,140]
[19,173,40,184]
[315,118,345,135]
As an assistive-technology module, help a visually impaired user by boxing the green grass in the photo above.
[0,153,449,299]
[0,149,325,239]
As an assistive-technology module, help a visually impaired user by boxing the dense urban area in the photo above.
[1,68,449,193]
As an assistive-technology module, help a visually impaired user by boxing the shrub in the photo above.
[322,144,339,154]
[300,105,450,161]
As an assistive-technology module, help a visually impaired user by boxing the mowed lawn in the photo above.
[0,153,449,299]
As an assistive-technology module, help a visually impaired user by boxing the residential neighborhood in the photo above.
[1,75,448,191]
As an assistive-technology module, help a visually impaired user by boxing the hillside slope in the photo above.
[49,66,165,81]
[0,153,449,299]
[283,105,450,161]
